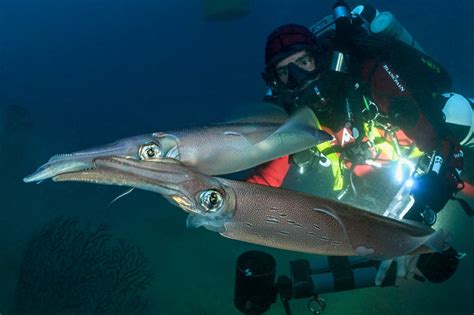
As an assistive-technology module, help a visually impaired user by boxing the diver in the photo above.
[246,2,471,289]
[247,3,468,226]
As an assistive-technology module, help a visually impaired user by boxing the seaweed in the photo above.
[12,217,153,315]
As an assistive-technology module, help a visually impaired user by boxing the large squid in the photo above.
[51,157,448,260]
[24,106,329,183]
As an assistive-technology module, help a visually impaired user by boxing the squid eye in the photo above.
[139,143,161,160]
[199,189,224,212]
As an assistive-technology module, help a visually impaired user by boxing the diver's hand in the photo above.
[375,255,420,286]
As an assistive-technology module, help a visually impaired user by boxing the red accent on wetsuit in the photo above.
[461,181,474,198]
[246,155,290,187]
[361,59,464,182]
[360,60,438,149]
[360,59,461,163]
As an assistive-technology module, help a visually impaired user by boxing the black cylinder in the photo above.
[333,1,352,36]
[417,247,460,283]
[333,1,351,21]
[234,251,277,314]
[291,256,398,296]
[357,4,377,23]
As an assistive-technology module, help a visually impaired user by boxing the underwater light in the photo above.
[394,158,415,184]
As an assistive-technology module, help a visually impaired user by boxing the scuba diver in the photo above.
[247,3,470,226]
[242,1,472,301]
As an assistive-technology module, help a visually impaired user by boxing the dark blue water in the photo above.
[1,1,473,314]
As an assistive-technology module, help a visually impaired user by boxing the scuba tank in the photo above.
[311,4,425,54]
[441,92,474,147]
[309,4,449,104]
[368,11,425,54]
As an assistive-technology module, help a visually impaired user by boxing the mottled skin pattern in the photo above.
[216,179,442,259]
[54,157,447,260]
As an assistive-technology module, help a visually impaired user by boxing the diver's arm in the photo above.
[246,156,290,187]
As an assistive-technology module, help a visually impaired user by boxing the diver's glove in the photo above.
[375,255,420,286]
[406,150,463,225]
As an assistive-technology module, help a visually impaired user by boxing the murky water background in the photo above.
[0,1,473,314]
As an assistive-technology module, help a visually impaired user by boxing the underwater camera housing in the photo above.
[234,250,459,315]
